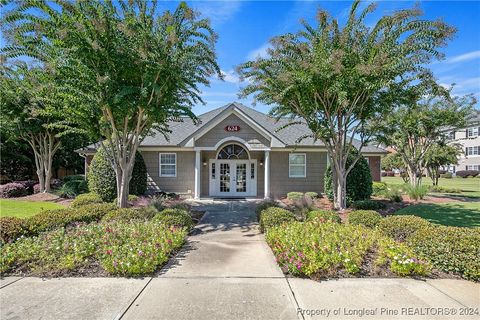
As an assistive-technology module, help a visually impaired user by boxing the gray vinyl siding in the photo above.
[269,151,327,199]
[142,151,195,196]
[195,114,270,149]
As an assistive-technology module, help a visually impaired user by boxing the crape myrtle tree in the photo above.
[374,79,474,187]
[3,0,221,207]
[0,63,77,192]
[237,0,456,209]
[425,142,462,186]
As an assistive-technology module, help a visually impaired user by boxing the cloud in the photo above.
[194,1,242,26]
[247,42,271,60]
[220,69,240,83]
[447,50,480,64]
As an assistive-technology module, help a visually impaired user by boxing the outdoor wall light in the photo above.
[260,160,264,166]
[202,161,207,166]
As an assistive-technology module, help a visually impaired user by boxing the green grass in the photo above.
[382,176,480,198]
[0,199,64,218]
[395,202,480,227]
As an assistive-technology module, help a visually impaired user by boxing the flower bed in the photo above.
[266,220,429,278]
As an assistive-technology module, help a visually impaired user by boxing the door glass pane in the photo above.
[220,163,230,193]
[236,163,247,192]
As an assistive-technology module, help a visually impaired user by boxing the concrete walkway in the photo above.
[1,200,479,320]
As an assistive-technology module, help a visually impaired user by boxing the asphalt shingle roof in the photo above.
[79,102,386,153]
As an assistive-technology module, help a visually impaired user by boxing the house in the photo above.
[445,109,480,173]
[78,103,386,199]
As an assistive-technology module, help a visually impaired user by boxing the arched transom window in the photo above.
[217,144,249,160]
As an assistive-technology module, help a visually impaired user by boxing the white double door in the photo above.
[210,160,257,197]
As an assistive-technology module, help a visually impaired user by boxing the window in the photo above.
[211,163,216,179]
[289,153,306,178]
[466,165,480,171]
[466,127,479,138]
[466,146,480,156]
[159,153,176,177]
[448,131,456,140]
[217,144,249,159]
[251,163,255,179]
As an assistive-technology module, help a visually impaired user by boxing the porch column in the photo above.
[194,150,201,199]
[264,150,270,199]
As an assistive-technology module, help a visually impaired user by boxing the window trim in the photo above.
[159,153,177,177]
[289,153,307,178]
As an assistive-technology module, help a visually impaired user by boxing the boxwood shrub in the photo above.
[0,217,29,243]
[324,148,372,203]
[102,207,157,223]
[153,208,194,230]
[378,215,431,242]
[408,225,480,281]
[255,201,278,221]
[71,193,104,208]
[88,146,147,202]
[352,200,386,210]
[287,192,304,201]
[348,210,382,228]
[306,210,340,223]
[305,192,319,199]
[259,207,295,232]
[372,182,387,196]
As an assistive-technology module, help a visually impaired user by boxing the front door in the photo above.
[211,160,256,197]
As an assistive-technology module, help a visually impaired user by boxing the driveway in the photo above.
[1,200,479,320]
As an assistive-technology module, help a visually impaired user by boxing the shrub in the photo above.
[33,183,41,194]
[0,220,187,276]
[287,192,304,201]
[306,210,340,223]
[405,185,428,201]
[255,201,278,221]
[113,194,139,204]
[88,146,147,202]
[428,185,461,194]
[351,200,386,210]
[383,187,403,202]
[378,215,431,242]
[62,175,85,183]
[14,180,37,194]
[408,225,480,280]
[0,183,28,198]
[305,192,319,199]
[372,182,387,196]
[0,217,29,243]
[266,221,429,277]
[348,210,382,228]
[324,149,372,203]
[56,179,88,198]
[71,193,104,208]
[102,207,157,223]
[153,208,194,230]
[259,207,295,233]
[439,172,452,179]
[456,170,479,178]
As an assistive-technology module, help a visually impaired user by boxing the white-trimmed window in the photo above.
[466,127,479,138]
[466,165,480,171]
[289,153,306,178]
[159,153,176,177]
[466,146,480,156]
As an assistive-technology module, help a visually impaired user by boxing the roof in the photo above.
[77,102,386,154]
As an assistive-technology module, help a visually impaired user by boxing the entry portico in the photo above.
[78,102,386,199]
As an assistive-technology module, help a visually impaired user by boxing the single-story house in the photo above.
[78,102,386,199]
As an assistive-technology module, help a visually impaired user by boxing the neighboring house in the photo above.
[444,110,480,173]
[77,103,386,199]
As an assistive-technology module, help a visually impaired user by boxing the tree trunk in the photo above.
[335,174,347,210]
[26,132,60,193]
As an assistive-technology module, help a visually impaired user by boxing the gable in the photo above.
[195,114,270,149]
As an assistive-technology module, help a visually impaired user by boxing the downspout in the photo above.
[79,153,88,180]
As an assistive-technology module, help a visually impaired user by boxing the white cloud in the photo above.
[220,69,240,83]
[247,42,271,60]
[447,50,480,64]
[194,1,242,26]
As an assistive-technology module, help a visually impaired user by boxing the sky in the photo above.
[1,1,479,115]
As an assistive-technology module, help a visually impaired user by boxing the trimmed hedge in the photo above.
[88,147,147,202]
[305,192,319,199]
[408,225,480,281]
[259,207,295,232]
[0,203,116,243]
[348,210,382,228]
[287,192,304,201]
[352,200,386,210]
[255,201,278,221]
[0,183,28,198]
[456,170,479,178]
[324,149,372,203]
[102,207,156,223]
[71,193,104,208]
[372,182,387,196]
[378,215,431,242]
[306,210,341,223]
[153,208,194,230]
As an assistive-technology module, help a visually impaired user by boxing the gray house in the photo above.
[79,103,386,199]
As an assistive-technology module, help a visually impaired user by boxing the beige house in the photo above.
[79,103,385,199]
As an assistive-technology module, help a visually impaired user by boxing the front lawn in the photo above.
[381,176,480,198]
[394,202,480,228]
[0,199,64,218]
